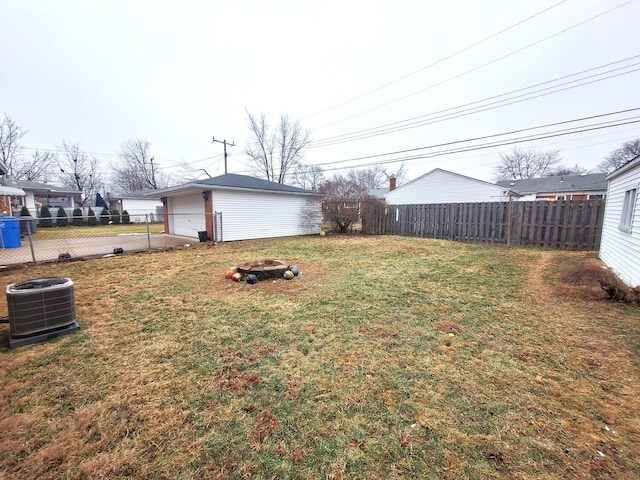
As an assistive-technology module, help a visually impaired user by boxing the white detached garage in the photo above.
[148,174,323,242]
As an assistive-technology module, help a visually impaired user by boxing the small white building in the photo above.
[110,190,164,223]
[148,174,323,241]
[385,169,509,205]
[599,155,640,287]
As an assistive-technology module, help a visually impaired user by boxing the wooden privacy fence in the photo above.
[361,199,605,250]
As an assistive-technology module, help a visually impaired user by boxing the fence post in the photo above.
[146,215,151,250]
[507,196,513,248]
[26,220,36,264]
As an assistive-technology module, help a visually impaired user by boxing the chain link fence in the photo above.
[0,215,205,267]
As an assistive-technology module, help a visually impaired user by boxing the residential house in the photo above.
[147,173,323,241]
[0,178,82,216]
[599,156,640,287]
[385,169,509,205]
[496,173,607,201]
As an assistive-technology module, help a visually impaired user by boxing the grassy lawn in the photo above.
[0,235,638,479]
[31,223,166,240]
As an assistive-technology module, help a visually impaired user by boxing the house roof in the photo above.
[606,155,640,180]
[387,168,506,196]
[496,173,607,195]
[111,189,161,200]
[147,173,323,197]
[368,187,388,199]
[0,178,81,195]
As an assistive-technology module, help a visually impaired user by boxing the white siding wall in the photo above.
[121,198,163,222]
[600,169,640,287]
[213,190,321,242]
[385,170,507,205]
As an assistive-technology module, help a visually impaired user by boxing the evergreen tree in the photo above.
[111,208,121,225]
[39,205,53,227]
[87,207,97,226]
[122,210,130,225]
[56,207,69,227]
[72,207,84,226]
[100,208,110,225]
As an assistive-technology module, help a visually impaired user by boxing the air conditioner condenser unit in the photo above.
[6,277,80,348]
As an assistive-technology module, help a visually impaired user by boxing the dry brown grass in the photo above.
[0,237,638,479]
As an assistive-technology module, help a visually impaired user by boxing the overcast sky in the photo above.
[1,0,639,187]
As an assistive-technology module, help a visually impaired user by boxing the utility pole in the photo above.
[150,156,156,189]
[211,137,235,174]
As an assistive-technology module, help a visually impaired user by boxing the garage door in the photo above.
[169,194,205,238]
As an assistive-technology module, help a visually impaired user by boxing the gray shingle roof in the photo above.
[194,174,319,194]
[496,173,607,194]
[1,178,81,195]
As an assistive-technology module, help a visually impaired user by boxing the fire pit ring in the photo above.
[237,259,290,280]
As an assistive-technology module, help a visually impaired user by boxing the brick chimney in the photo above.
[389,175,397,191]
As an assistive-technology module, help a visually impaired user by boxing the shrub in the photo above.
[56,207,69,227]
[100,208,110,225]
[19,206,32,235]
[87,207,97,226]
[558,261,638,303]
[72,207,84,226]
[39,206,53,228]
[122,210,130,225]
[111,208,121,225]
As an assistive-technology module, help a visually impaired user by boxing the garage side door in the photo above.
[168,194,205,238]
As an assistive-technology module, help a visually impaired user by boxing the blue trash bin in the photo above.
[0,217,21,248]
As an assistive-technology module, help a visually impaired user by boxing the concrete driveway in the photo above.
[0,233,198,266]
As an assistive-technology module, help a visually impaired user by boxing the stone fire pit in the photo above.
[236,259,290,280]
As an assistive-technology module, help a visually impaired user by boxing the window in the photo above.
[619,188,637,233]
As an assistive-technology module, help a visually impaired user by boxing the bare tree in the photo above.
[292,164,325,191]
[111,139,169,193]
[318,175,371,233]
[348,165,388,189]
[57,140,102,206]
[16,150,59,181]
[244,110,311,184]
[547,164,590,177]
[0,115,59,181]
[0,114,26,175]
[347,163,409,190]
[597,139,640,173]
[493,147,562,180]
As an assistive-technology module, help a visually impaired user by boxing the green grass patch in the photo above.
[31,222,165,240]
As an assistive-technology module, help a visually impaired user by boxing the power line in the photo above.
[301,0,569,121]
[311,0,635,130]
[309,56,640,147]
[314,109,640,166]
[318,119,640,173]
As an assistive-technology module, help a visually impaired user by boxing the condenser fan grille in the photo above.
[7,278,79,344]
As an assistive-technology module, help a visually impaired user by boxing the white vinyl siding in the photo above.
[119,198,163,222]
[385,169,507,205]
[213,190,320,242]
[600,165,640,287]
